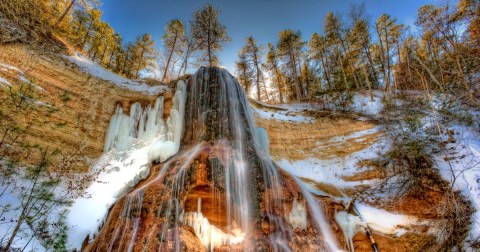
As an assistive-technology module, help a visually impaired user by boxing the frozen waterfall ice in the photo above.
[66,80,186,251]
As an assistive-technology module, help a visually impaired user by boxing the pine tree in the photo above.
[235,51,252,95]
[265,43,285,103]
[309,33,333,91]
[350,19,379,89]
[79,8,101,50]
[277,29,305,101]
[190,3,231,66]
[130,34,156,79]
[324,12,358,90]
[162,19,185,82]
[239,36,265,101]
[375,14,397,95]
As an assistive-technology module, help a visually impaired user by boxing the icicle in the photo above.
[287,198,307,230]
[103,95,167,152]
[334,211,364,252]
[183,197,245,251]
[148,81,187,163]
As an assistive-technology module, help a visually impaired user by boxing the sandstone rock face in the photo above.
[87,67,344,251]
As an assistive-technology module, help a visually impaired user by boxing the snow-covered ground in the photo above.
[351,91,384,117]
[65,52,167,95]
[251,105,315,123]
[66,146,151,249]
[433,124,480,247]
[0,76,12,87]
[252,90,384,123]
[0,179,48,251]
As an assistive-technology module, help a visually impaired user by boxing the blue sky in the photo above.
[100,0,435,73]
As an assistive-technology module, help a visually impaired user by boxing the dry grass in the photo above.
[0,44,169,171]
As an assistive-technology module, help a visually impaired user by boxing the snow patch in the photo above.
[355,203,417,236]
[432,125,480,247]
[65,52,167,95]
[252,106,314,123]
[276,127,387,195]
[0,76,13,87]
[351,91,384,116]
[0,61,45,91]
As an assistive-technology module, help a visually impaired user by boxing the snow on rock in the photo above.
[252,91,385,122]
[276,126,387,196]
[66,147,150,250]
[65,52,167,95]
[0,76,13,87]
[66,81,186,250]
[0,61,45,91]
[354,203,418,236]
[432,125,480,248]
[334,203,422,252]
[0,62,23,73]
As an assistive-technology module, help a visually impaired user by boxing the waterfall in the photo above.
[84,67,342,252]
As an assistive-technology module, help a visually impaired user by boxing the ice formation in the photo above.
[148,80,186,163]
[183,198,245,251]
[67,81,186,250]
[334,211,364,252]
[103,96,166,152]
[287,198,307,230]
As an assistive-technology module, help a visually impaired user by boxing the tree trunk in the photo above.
[384,25,392,96]
[291,50,301,101]
[207,16,212,67]
[364,45,379,88]
[413,54,441,88]
[275,67,284,103]
[320,54,332,90]
[376,24,388,96]
[363,65,374,101]
[54,0,76,28]
[253,50,261,101]
[80,22,93,50]
[162,34,178,82]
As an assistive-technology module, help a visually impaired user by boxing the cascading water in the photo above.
[83,67,344,252]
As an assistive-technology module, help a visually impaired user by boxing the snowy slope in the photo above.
[65,53,167,95]
[433,125,480,248]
